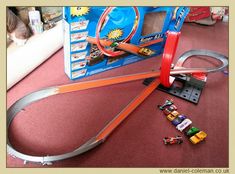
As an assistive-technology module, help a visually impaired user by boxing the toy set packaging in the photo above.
[63,7,189,80]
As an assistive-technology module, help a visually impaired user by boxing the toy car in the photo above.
[163,136,183,145]
[87,45,105,66]
[163,104,177,115]
[186,127,200,137]
[138,47,155,56]
[171,111,179,117]
[189,131,207,144]
[166,111,179,121]
[110,41,119,48]
[176,118,192,132]
[158,99,174,110]
[171,114,186,126]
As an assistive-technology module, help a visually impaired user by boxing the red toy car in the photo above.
[163,136,183,145]
[163,104,177,115]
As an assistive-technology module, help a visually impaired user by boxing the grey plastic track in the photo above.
[175,49,228,72]
[7,49,228,165]
[7,87,103,165]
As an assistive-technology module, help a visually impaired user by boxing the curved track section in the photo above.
[160,31,180,87]
[7,50,228,165]
[175,49,228,72]
[95,7,140,57]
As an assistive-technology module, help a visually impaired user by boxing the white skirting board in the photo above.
[7,21,63,90]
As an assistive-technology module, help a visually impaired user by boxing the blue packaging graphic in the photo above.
[63,7,189,80]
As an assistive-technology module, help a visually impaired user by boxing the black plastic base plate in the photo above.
[143,75,206,104]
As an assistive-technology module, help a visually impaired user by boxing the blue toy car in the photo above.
[171,114,186,126]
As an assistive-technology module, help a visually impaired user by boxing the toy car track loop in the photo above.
[96,7,140,57]
[7,50,228,165]
[160,31,180,87]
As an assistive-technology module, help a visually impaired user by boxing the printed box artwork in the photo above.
[63,7,189,80]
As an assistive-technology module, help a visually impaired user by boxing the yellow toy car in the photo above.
[189,131,207,144]
[166,111,179,121]
[138,47,155,56]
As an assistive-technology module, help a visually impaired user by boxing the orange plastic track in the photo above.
[86,36,163,56]
[58,71,160,93]
[96,78,161,140]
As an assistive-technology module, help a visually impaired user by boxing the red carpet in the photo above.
[7,22,228,167]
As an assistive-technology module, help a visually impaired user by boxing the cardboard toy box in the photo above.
[63,7,189,80]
